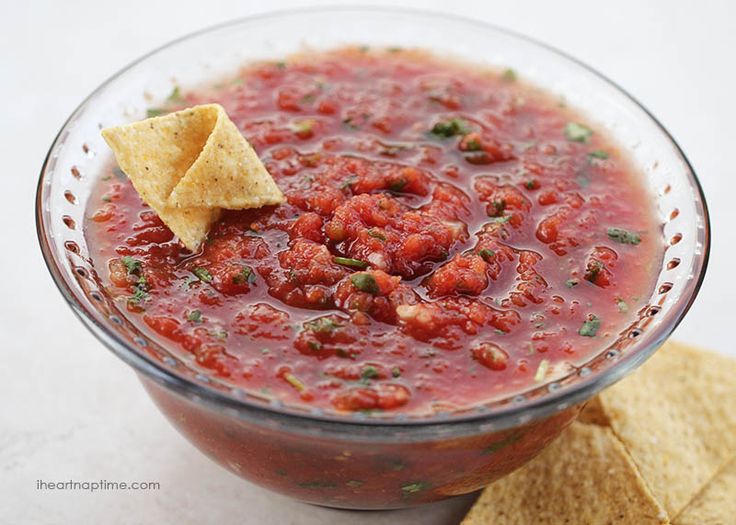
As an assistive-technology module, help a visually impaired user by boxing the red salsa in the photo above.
[87,48,662,416]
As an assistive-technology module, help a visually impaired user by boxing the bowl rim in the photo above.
[36,5,710,432]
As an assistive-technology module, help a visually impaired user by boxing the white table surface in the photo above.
[2,1,734,523]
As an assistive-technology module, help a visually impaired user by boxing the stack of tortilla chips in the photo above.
[462,341,736,524]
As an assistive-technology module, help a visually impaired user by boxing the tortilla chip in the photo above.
[578,396,610,426]
[101,104,283,251]
[594,341,736,517]
[674,456,736,525]
[461,422,668,525]
[167,105,284,209]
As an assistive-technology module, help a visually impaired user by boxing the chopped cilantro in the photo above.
[166,86,184,104]
[388,178,407,191]
[146,108,165,118]
[481,433,521,455]
[502,68,517,82]
[340,175,357,189]
[304,317,342,334]
[576,173,591,188]
[350,273,379,294]
[333,256,369,269]
[578,315,601,337]
[401,481,429,494]
[187,310,202,322]
[588,149,609,160]
[210,328,228,339]
[616,298,629,312]
[232,266,256,285]
[464,138,483,151]
[361,366,379,380]
[478,248,495,262]
[585,260,605,283]
[275,61,287,70]
[128,286,147,306]
[307,341,322,351]
[491,215,512,224]
[565,122,593,143]
[101,195,112,202]
[607,227,641,245]
[297,480,336,489]
[290,119,315,134]
[121,256,142,275]
[193,267,213,283]
[565,279,579,288]
[430,118,471,138]
[367,229,386,241]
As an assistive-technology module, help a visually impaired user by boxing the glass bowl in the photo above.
[36,7,709,509]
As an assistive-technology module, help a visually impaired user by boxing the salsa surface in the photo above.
[87,48,662,415]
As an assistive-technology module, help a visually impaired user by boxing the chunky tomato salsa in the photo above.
[87,48,662,415]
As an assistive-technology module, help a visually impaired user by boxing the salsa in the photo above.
[87,48,662,416]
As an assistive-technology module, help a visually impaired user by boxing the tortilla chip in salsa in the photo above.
[101,104,283,251]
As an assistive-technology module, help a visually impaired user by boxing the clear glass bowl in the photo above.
[36,7,709,509]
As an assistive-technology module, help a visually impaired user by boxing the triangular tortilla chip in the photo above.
[675,456,736,525]
[592,341,736,517]
[461,422,668,525]
[167,105,284,209]
[101,104,283,251]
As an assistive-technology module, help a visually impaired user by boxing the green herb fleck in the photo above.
[389,178,407,191]
[187,309,202,323]
[607,227,641,245]
[232,266,256,285]
[121,256,142,275]
[491,215,512,224]
[307,340,322,352]
[430,118,471,138]
[304,317,342,334]
[101,194,112,202]
[565,279,579,288]
[275,61,287,70]
[260,348,270,355]
[146,108,165,118]
[481,433,521,455]
[502,68,517,82]
[340,175,357,189]
[290,119,315,134]
[367,228,386,241]
[167,86,184,104]
[616,298,629,312]
[361,365,379,380]
[210,328,228,339]
[465,138,483,151]
[578,315,601,337]
[401,481,429,494]
[193,267,213,283]
[350,273,379,294]
[334,256,369,270]
[565,122,593,143]
[478,248,495,262]
[588,149,609,160]
[297,481,336,489]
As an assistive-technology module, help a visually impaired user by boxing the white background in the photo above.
[1,1,734,523]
